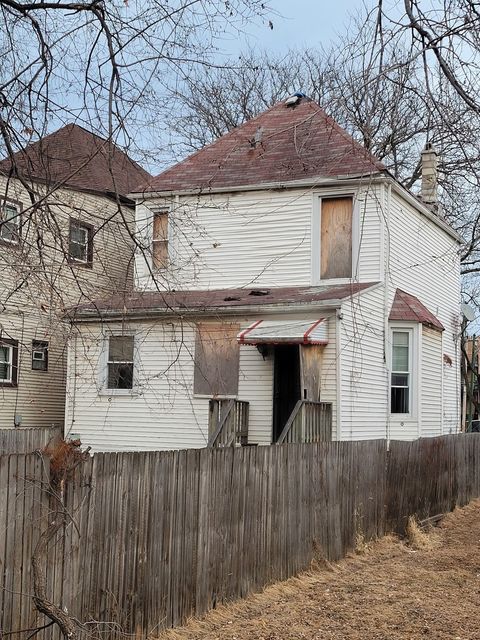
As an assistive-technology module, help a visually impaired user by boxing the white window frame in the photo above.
[311,190,360,285]
[388,323,420,419]
[98,332,138,397]
[0,203,21,245]
[0,344,13,383]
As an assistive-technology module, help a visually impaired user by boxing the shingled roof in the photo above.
[389,289,444,331]
[137,96,386,194]
[69,282,378,320]
[0,124,151,197]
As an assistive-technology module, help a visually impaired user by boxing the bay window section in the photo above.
[391,330,411,414]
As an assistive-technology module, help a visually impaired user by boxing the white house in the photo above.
[65,95,462,451]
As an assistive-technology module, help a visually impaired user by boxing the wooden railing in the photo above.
[277,400,332,444]
[208,399,250,447]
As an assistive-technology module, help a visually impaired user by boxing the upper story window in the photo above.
[69,218,93,266]
[390,330,411,414]
[0,203,20,245]
[320,196,353,279]
[32,340,48,371]
[0,338,18,387]
[152,210,168,269]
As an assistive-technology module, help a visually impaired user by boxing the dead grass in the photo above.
[156,500,480,640]
[405,515,438,550]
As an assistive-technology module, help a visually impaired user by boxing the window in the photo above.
[32,340,48,371]
[107,336,134,389]
[0,203,20,244]
[320,196,353,279]
[69,219,93,265]
[152,211,168,269]
[0,338,18,386]
[193,323,239,396]
[391,330,411,413]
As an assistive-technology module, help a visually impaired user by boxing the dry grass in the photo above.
[156,500,480,640]
[405,515,437,550]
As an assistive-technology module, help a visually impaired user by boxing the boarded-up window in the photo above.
[152,211,168,269]
[194,323,240,396]
[320,197,353,279]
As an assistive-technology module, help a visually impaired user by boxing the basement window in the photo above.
[320,196,353,279]
[107,336,134,390]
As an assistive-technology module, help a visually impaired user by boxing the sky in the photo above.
[220,0,362,55]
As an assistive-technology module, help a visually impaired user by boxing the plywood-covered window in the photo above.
[152,210,169,269]
[194,323,239,396]
[320,196,353,279]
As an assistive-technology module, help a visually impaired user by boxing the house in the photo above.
[65,95,462,451]
[0,124,151,427]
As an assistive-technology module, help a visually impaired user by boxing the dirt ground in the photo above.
[159,501,480,640]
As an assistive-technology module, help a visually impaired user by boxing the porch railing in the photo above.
[277,400,332,444]
[208,399,249,447]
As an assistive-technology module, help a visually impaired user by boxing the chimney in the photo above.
[421,142,438,205]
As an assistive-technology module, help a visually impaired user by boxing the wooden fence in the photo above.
[1,434,480,638]
[0,426,61,454]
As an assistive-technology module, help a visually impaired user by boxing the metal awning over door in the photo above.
[237,318,328,346]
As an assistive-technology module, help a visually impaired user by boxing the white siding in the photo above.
[339,284,389,440]
[135,184,384,291]
[66,312,336,452]
[421,326,443,437]
[387,189,461,435]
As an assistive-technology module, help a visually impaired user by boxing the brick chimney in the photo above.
[421,142,438,205]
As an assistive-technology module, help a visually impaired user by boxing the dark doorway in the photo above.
[272,345,301,442]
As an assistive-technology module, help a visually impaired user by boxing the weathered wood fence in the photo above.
[1,434,480,638]
[0,426,61,454]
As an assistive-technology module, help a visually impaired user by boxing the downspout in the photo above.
[336,308,342,441]
[384,183,392,443]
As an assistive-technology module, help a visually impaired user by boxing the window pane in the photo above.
[0,346,11,381]
[0,362,10,381]
[1,221,18,242]
[32,341,48,371]
[0,346,8,363]
[107,363,133,389]
[108,336,134,362]
[69,241,87,261]
[391,387,409,413]
[392,345,409,371]
[391,373,409,387]
[393,331,409,347]
[71,225,88,244]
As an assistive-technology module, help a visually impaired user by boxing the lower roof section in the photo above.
[69,282,379,321]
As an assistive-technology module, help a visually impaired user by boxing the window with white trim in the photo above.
[107,336,134,389]
[69,218,93,265]
[0,204,20,244]
[0,339,18,386]
[390,330,411,413]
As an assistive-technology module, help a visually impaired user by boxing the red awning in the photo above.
[237,319,328,345]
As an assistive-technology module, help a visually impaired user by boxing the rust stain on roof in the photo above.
[136,97,385,194]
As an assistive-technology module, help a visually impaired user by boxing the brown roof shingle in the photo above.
[389,289,444,331]
[71,282,378,319]
[136,96,385,194]
[0,124,151,197]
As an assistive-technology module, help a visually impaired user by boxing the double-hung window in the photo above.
[69,219,93,265]
[391,330,411,414]
[0,339,18,386]
[0,204,20,244]
[107,336,134,390]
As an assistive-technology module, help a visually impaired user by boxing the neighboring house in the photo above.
[0,124,150,427]
[66,95,462,451]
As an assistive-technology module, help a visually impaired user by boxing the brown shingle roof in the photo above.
[137,96,385,194]
[389,289,444,331]
[0,124,151,197]
[71,282,378,319]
